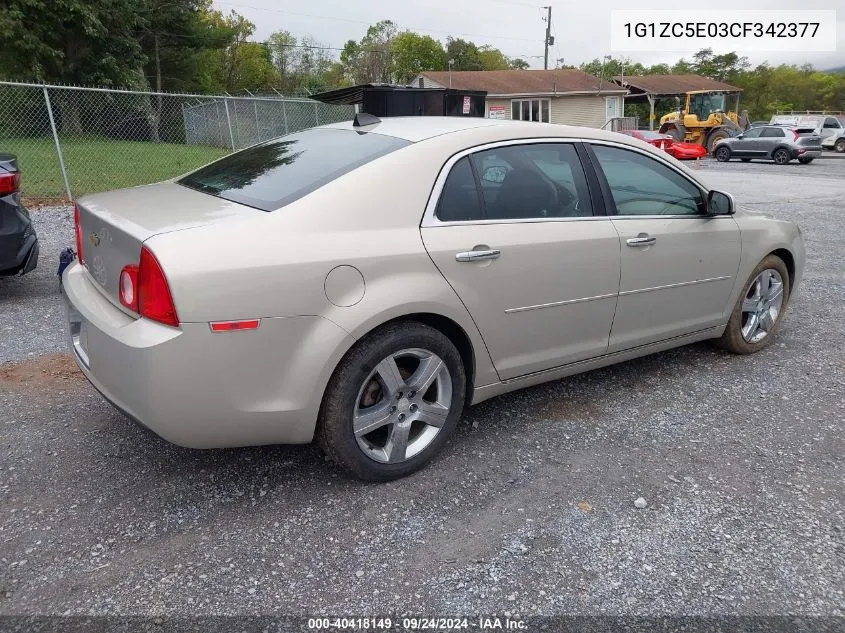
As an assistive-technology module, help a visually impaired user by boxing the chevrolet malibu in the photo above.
[63,116,804,480]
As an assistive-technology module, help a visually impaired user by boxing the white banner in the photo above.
[610,10,837,52]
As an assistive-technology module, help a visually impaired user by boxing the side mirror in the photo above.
[707,190,735,216]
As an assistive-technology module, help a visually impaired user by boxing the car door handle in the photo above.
[626,234,657,247]
[455,249,501,262]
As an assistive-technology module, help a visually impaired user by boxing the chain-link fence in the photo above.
[0,81,354,202]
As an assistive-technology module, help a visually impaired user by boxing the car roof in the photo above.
[321,116,509,142]
[320,116,630,144]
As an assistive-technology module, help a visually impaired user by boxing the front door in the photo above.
[587,143,741,352]
[606,97,621,122]
[421,142,621,380]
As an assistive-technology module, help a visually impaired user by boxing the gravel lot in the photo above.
[1,156,843,618]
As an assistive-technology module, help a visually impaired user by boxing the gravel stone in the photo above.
[0,157,843,617]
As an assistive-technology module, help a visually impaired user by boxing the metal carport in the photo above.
[613,74,742,130]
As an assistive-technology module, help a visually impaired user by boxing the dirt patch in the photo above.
[0,353,83,391]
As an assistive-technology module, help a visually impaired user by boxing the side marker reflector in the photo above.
[210,319,261,332]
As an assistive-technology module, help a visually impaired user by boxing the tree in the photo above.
[391,31,446,84]
[689,48,750,82]
[0,0,147,132]
[478,46,510,71]
[195,11,277,94]
[509,58,530,70]
[445,38,482,71]
[341,20,397,84]
[267,31,334,94]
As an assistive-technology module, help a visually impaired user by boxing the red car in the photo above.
[618,129,707,160]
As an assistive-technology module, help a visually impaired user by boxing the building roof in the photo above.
[420,69,627,96]
[615,74,741,95]
[312,83,486,105]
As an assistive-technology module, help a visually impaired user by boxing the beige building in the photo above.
[413,69,628,128]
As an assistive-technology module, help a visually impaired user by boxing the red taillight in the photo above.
[0,171,20,196]
[138,247,179,327]
[74,204,84,264]
[793,130,800,141]
[119,265,139,311]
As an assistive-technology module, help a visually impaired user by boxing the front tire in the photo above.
[317,322,466,481]
[773,148,791,165]
[715,146,731,162]
[715,255,790,355]
[834,139,845,153]
[707,130,730,154]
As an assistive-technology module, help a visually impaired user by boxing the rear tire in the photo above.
[317,322,466,481]
[773,148,791,165]
[798,157,814,164]
[741,158,751,162]
[834,139,845,153]
[715,146,731,162]
[715,255,790,355]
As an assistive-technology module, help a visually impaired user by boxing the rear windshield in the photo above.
[177,128,410,211]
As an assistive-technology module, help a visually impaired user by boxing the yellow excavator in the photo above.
[658,90,744,155]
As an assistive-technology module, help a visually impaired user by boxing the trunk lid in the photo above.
[76,180,258,307]
[795,128,822,148]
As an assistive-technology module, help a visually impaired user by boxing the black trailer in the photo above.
[312,84,487,118]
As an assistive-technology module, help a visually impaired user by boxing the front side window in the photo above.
[469,143,592,220]
[591,144,704,216]
[824,118,840,129]
[178,128,410,211]
[511,99,550,123]
[742,127,763,139]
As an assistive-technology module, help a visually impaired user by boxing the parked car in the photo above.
[770,114,845,152]
[63,116,805,480]
[714,125,821,164]
[0,153,39,276]
[617,129,707,160]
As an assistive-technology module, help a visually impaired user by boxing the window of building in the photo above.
[511,99,550,123]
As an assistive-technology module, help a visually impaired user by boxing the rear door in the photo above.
[421,141,621,380]
[586,142,741,352]
[760,126,787,157]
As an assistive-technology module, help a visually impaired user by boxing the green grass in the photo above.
[2,136,229,200]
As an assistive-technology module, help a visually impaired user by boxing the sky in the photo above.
[212,0,843,71]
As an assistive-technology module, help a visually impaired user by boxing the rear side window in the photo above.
[436,157,483,222]
[178,128,410,211]
[761,127,785,138]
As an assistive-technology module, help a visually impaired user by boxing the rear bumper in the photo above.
[62,262,355,448]
[793,148,821,159]
[0,205,39,275]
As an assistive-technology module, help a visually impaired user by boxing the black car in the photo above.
[0,153,39,276]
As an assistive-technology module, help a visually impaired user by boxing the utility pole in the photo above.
[542,6,553,70]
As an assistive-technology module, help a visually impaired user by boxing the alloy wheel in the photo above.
[773,149,790,165]
[353,348,453,464]
[740,269,784,343]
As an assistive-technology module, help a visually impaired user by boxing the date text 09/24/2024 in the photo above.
[307,617,528,630]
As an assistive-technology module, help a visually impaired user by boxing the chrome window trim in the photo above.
[422,137,602,228]
[422,137,726,228]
